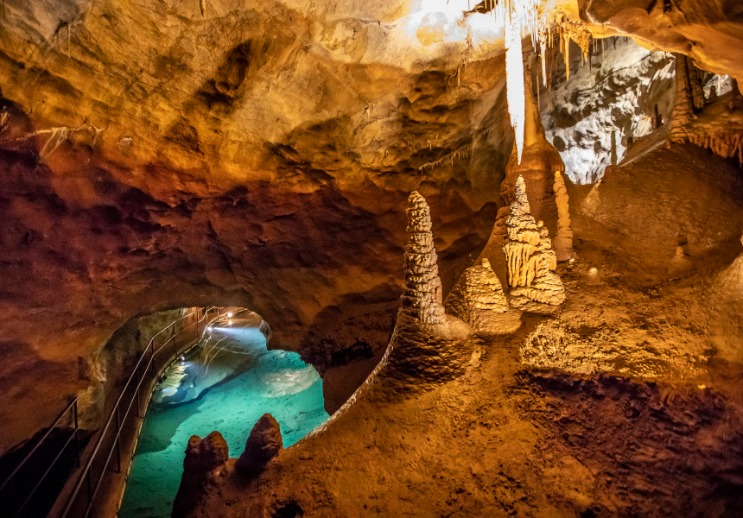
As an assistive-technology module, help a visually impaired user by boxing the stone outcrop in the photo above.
[446,258,521,337]
[552,170,574,262]
[382,192,470,391]
[236,414,284,478]
[172,431,229,518]
[503,176,566,313]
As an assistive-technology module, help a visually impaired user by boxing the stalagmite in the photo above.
[446,258,521,337]
[173,432,229,518]
[382,192,470,391]
[400,192,446,325]
[503,176,566,313]
[236,413,283,478]
[552,170,574,262]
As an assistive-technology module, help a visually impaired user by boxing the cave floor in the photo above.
[187,246,743,517]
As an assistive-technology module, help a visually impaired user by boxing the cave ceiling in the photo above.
[0,0,741,191]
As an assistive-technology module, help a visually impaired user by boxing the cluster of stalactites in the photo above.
[496,1,593,164]
[401,192,447,325]
[669,54,743,163]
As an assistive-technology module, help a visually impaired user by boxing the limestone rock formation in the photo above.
[668,246,692,276]
[541,37,675,184]
[670,54,698,143]
[503,176,566,313]
[446,258,521,337]
[502,69,565,228]
[382,192,470,390]
[173,431,229,518]
[400,192,447,325]
[236,414,284,478]
[668,55,743,165]
[552,170,574,262]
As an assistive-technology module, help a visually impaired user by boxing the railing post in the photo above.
[115,407,122,473]
[86,468,93,510]
[149,343,156,378]
[136,379,142,418]
[73,399,81,468]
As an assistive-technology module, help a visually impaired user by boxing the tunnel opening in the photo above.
[117,307,329,518]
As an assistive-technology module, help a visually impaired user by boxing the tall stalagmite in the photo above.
[503,176,566,313]
[401,192,446,325]
[381,192,470,391]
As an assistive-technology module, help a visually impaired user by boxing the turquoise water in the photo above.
[119,324,329,517]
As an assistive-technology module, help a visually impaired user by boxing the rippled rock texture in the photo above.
[382,192,471,391]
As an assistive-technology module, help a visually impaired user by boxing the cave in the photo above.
[0,0,742,517]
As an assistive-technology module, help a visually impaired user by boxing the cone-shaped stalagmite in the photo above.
[382,192,470,391]
[401,192,446,325]
[236,413,283,478]
[446,258,522,336]
[553,170,574,262]
[503,176,566,313]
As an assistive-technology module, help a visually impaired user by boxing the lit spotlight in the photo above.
[227,312,233,318]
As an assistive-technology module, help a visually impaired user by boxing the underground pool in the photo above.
[118,312,329,517]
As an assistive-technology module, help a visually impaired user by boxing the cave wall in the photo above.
[1,0,743,460]
[541,37,675,184]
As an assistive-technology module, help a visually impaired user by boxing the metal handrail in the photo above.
[0,396,79,516]
[60,306,218,518]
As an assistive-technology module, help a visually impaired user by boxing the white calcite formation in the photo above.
[401,192,447,325]
[503,176,566,312]
[553,170,574,262]
[446,258,522,337]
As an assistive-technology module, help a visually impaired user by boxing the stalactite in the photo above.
[505,5,526,164]
[540,41,547,87]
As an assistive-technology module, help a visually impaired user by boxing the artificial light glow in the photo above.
[227,312,233,317]
[406,0,471,45]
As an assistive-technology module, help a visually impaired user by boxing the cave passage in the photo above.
[118,310,329,517]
